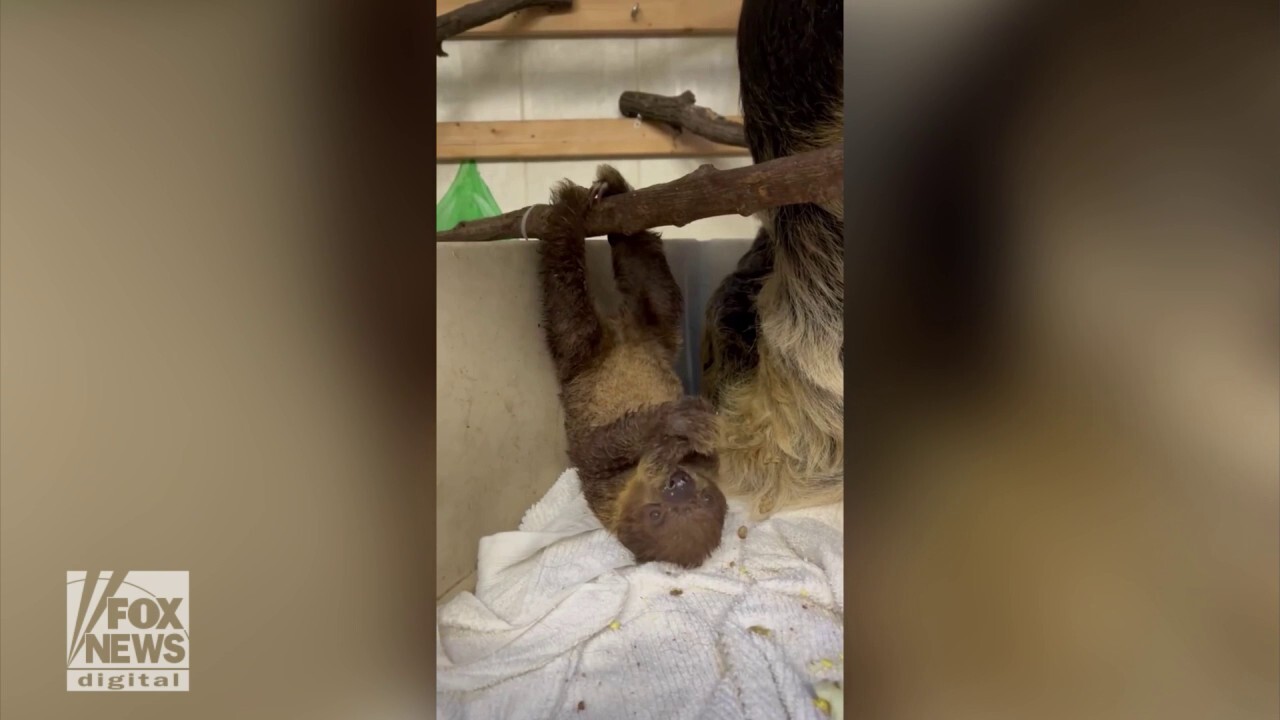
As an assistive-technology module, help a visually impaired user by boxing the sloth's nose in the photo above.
[662,471,695,503]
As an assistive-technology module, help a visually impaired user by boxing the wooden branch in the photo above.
[437,119,748,161]
[437,145,841,242]
[436,0,573,56]
[619,91,747,148]
[434,0,740,39]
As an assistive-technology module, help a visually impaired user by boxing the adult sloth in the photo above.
[701,0,844,518]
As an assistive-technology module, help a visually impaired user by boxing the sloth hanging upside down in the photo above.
[537,165,729,569]
[534,0,843,569]
[701,0,845,519]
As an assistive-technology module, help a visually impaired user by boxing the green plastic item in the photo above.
[436,160,502,232]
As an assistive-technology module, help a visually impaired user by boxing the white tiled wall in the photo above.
[437,38,760,240]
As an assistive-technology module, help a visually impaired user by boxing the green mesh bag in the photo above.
[436,160,502,232]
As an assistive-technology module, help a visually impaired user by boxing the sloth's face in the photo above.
[614,461,728,569]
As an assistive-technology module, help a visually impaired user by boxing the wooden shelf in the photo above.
[436,0,740,39]
[437,118,749,161]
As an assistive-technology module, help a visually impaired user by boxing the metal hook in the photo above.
[631,3,640,21]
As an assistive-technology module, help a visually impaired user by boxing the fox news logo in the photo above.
[66,571,189,692]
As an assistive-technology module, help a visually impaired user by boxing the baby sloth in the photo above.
[538,165,728,569]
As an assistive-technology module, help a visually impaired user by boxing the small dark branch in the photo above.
[436,145,841,243]
[436,0,574,57]
[619,90,747,148]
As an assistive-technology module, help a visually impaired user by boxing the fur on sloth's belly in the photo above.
[567,342,683,429]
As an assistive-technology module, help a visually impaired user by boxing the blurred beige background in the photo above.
[847,0,1278,718]
[1,3,430,718]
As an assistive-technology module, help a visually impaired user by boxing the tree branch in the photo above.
[619,90,747,148]
[436,0,574,57]
[436,145,842,243]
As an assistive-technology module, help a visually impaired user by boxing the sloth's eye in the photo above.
[648,509,662,522]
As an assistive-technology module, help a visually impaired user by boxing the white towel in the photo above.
[437,469,845,720]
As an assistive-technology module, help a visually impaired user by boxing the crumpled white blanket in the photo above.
[436,469,845,720]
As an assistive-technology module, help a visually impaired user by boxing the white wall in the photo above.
[436,37,760,240]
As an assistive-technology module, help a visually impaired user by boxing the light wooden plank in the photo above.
[436,0,741,39]
[437,119,750,161]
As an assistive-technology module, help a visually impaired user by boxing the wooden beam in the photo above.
[434,0,741,39]
[437,119,749,161]
[437,144,842,243]
[437,0,573,56]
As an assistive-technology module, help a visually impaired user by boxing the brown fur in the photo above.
[701,0,845,518]
[538,165,729,568]
[700,228,773,406]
